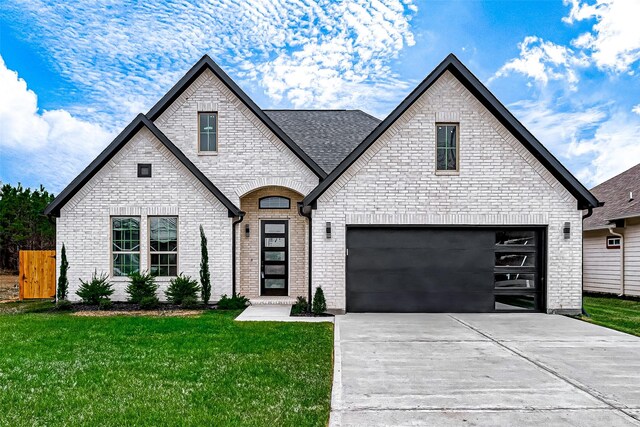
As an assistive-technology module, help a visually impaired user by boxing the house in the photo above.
[583,163,640,297]
[44,54,600,314]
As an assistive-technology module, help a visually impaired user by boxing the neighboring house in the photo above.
[45,54,599,314]
[583,163,640,297]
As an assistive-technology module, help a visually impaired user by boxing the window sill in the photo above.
[435,170,460,176]
[198,151,219,156]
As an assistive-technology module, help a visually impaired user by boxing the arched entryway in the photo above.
[238,186,308,300]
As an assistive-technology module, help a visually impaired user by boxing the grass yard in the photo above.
[0,307,333,426]
[582,294,640,337]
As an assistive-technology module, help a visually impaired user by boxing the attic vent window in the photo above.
[137,164,152,178]
[198,112,218,152]
[436,124,458,171]
[259,196,290,209]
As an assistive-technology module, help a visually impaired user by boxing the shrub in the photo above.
[312,286,327,315]
[98,298,113,310]
[55,299,73,311]
[57,243,69,301]
[76,271,113,305]
[181,296,199,309]
[199,225,211,305]
[165,274,200,305]
[291,296,309,315]
[217,294,250,310]
[139,296,160,310]
[126,271,158,303]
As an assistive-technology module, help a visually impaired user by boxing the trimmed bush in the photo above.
[181,296,199,309]
[291,296,309,315]
[217,294,250,310]
[139,296,160,310]
[126,271,158,303]
[199,225,211,305]
[76,271,113,305]
[165,274,200,305]
[312,286,327,315]
[56,244,69,301]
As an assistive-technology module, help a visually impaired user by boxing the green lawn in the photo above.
[582,295,640,337]
[0,308,333,426]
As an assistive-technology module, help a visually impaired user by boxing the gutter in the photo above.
[232,212,246,296]
[608,227,625,296]
[298,203,313,307]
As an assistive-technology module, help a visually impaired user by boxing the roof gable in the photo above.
[44,114,241,217]
[146,55,326,179]
[302,54,600,210]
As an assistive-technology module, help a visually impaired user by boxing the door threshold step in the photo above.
[250,296,297,305]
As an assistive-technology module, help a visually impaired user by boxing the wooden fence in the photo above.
[19,250,56,299]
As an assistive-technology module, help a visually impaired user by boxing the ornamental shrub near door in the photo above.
[312,287,327,315]
[165,274,200,305]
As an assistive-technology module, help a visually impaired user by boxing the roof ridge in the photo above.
[590,162,640,191]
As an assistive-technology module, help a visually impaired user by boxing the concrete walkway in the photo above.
[235,305,334,322]
[331,313,640,426]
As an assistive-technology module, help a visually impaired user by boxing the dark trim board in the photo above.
[44,114,242,218]
[345,225,547,313]
[302,54,600,210]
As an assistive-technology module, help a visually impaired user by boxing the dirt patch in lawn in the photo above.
[73,309,204,317]
[0,274,19,301]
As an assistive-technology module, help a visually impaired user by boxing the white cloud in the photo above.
[564,0,640,73]
[632,104,640,115]
[2,0,418,119]
[492,36,587,89]
[0,55,113,192]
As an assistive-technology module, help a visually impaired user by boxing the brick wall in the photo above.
[58,128,232,302]
[312,71,583,313]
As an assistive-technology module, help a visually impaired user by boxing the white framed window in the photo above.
[149,217,178,276]
[607,236,621,249]
[111,217,140,276]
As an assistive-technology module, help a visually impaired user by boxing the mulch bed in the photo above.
[66,301,217,316]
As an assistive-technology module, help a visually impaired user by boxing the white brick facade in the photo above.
[311,71,583,313]
[58,128,233,301]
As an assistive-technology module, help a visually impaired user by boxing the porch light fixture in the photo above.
[245,223,250,238]
[563,222,570,239]
[326,222,332,239]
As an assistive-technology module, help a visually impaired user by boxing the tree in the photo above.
[57,244,69,301]
[312,286,327,315]
[199,225,211,304]
[0,183,55,271]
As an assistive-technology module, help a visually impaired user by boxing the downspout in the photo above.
[581,208,594,316]
[608,226,624,297]
[232,212,246,296]
[298,203,313,307]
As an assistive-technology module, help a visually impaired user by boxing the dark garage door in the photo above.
[346,227,545,313]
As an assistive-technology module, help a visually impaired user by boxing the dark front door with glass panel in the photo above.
[261,220,288,296]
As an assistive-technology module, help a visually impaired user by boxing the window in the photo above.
[607,236,621,249]
[198,112,217,152]
[149,217,178,276]
[259,196,290,209]
[436,124,458,171]
[112,217,140,276]
[137,163,152,178]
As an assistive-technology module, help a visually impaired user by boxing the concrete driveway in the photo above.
[331,313,640,426]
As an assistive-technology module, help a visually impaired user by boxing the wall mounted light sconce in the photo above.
[563,222,570,239]
[245,223,250,238]
[326,222,332,239]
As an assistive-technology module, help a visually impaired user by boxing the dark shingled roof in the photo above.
[584,162,640,230]
[264,110,381,174]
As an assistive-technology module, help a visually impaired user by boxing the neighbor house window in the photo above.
[436,124,458,171]
[198,112,217,152]
[607,236,621,249]
[259,196,291,209]
[149,217,178,276]
[112,217,140,276]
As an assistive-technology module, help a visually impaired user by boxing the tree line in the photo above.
[0,183,55,272]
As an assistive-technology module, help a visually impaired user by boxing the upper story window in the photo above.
[436,124,458,171]
[259,196,291,209]
[607,236,621,249]
[112,217,140,276]
[198,112,218,152]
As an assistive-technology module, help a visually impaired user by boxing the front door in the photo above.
[261,220,288,296]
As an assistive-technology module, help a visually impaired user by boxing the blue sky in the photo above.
[1,0,639,194]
